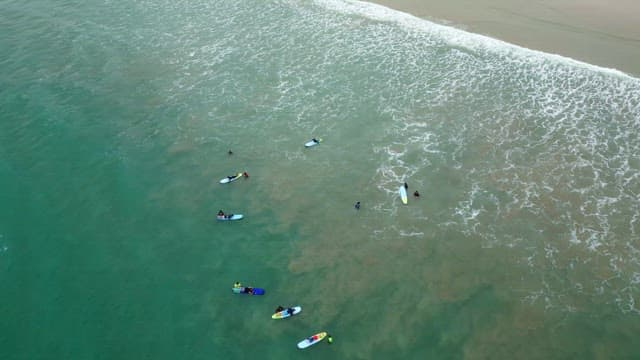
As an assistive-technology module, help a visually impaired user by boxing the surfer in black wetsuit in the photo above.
[275,306,284,313]
[414,191,420,197]
[355,201,361,210]
[404,182,408,190]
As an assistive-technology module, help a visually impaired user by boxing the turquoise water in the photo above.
[2,0,640,358]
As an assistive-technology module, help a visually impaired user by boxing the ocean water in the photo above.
[1,0,640,359]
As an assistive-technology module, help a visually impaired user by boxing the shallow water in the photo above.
[1,0,639,359]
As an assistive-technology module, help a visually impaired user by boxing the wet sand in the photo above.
[366,0,640,77]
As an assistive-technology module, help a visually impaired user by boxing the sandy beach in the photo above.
[367,0,640,77]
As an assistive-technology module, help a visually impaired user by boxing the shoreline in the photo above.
[365,0,640,77]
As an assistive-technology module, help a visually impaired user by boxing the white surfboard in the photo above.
[399,186,408,204]
[219,172,243,184]
[216,214,243,221]
[304,138,322,148]
[297,332,327,349]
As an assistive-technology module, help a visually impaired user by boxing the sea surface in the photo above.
[2,0,640,359]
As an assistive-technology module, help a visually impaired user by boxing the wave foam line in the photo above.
[313,0,638,81]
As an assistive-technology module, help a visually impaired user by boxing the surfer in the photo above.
[327,334,333,344]
[243,171,249,178]
[218,210,225,216]
[414,191,420,197]
[275,306,284,313]
[287,308,294,315]
[404,182,408,190]
[355,201,361,210]
[233,282,241,288]
[312,138,319,144]
[228,150,233,155]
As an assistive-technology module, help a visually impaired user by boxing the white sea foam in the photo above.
[313,0,636,79]
[399,230,424,238]
[305,0,640,313]
[126,0,640,316]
